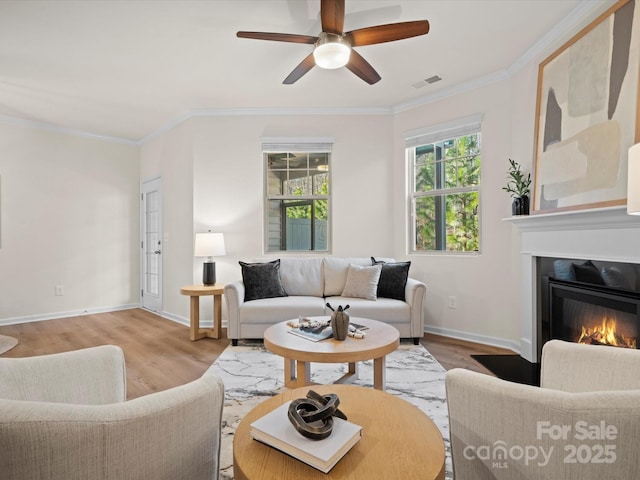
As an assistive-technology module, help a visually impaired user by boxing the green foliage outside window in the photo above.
[413,134,480,252]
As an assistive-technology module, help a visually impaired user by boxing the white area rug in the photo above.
[207,342,452,479]
[0,335,18,355]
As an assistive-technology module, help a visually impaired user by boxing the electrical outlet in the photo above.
[55,285,64,296]
[448,296,457,309]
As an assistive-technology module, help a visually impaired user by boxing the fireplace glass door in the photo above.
[549,279,640,349]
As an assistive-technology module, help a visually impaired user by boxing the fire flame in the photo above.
[577,317,637,349]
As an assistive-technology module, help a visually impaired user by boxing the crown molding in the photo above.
[0,114,139,145]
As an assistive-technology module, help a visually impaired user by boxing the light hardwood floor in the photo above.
[0,308,513,399]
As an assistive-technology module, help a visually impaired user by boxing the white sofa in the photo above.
[224,256,426,345]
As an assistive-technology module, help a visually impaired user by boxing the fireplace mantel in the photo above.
[504,206,640,232]
[505,206,640,362]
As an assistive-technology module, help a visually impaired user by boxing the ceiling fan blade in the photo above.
[283,53,316,84]
[345,20,430,47]
[346,50,381,85]
[320,0,345,34]
[237,31,317,44]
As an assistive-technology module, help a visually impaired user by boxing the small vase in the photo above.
[330,309,350,341]
[512,195,530,216]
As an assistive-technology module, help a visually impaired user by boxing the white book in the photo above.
[250,400,363,473]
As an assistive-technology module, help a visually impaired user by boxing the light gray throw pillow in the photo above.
[340,264,382,300]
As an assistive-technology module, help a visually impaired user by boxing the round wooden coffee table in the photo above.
[233,384,445,480]
[263,317,399,391]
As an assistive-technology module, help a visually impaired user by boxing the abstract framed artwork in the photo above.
[532,0,640,213]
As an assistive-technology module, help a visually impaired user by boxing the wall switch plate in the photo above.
[55,285,64,296]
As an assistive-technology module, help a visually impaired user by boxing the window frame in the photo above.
[406,116,482,255]
[262,140,332,254]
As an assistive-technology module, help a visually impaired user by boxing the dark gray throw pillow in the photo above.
[371,257,411,301]
[239,259,288,302]
[572,260,605,285]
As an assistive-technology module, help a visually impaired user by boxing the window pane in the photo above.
[415,162,435,192]
[460,154,481,186]
[267,170,285,195]
[409,126,481,253]
[288,153,308,169]
[445,192,479,252]
[313,173,329,195]
[265,148,331,253]
[286,171,311,195]
[265,199,329,252]
[268,154,287,169]
[310,153,329,173]
[414,196,437,251]
[444,159,457,189]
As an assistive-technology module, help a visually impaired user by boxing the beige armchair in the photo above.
[446,340,640,479]
[0,345,225,480]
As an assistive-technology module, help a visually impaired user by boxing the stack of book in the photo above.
[249,400,363,473]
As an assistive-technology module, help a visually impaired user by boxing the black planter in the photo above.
[512,195,530,215]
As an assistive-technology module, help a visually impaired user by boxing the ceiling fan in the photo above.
[236,0,429,85]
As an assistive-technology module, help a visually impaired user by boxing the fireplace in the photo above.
[547,278,640,349]
[507,206,640,363]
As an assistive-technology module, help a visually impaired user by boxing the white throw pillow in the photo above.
[340,264,382,301]
[323,257,373,296]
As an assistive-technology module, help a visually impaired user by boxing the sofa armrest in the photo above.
[405,277,426,338]
[446,368,640,479]
[224,281,245,340]
[541,339,640,392]
[0,345,126,404]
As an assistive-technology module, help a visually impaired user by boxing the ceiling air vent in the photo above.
[411,75,443,89]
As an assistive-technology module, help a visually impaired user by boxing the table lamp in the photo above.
[194,231,226,285]
[628,143,640,215]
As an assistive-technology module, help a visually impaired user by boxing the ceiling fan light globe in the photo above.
[313,33,351,69]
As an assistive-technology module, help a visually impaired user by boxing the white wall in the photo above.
[0,122,140,323]
[391,79,520,350]
[187,114,395,322]
[140,120,194,321]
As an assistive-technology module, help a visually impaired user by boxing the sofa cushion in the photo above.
[324,296,410,323]
[372,257,411,301]
[239,260,288,302]
[323,257,386,296]
[341,264,382,300]
[279,257,324,297]
[239,296,326,324]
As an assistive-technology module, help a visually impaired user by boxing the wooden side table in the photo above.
[180,284,224,341]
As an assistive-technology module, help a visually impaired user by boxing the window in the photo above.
[407,117,481,253]
[263,141,331,252]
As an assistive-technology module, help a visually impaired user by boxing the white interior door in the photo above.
[141,177,162,312]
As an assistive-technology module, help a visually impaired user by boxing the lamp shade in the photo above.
[194,232,226,257]
[628,143,640,215]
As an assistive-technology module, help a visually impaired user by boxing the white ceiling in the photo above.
[0,0,610,142]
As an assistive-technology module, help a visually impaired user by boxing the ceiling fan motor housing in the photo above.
[313,32,351,69]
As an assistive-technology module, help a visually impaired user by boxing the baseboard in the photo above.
[0,303,140,326]
[154,310,229,330]
[424,325,521,354]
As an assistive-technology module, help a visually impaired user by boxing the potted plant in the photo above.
[502,158,531,215]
